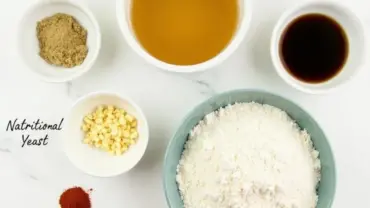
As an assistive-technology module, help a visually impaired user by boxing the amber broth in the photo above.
[131,0,239,65]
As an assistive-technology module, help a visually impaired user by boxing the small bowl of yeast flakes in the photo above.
[18,0,101,82]
[63,91,149,177]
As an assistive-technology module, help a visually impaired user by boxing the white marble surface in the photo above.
[1,0,370,207]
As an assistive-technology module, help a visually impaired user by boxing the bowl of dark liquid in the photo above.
[271,1,365,94]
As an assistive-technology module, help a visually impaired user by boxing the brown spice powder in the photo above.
[37,13,88,68]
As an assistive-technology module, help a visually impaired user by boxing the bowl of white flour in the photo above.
[163,89,336,208]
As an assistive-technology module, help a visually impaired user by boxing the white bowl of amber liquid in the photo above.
[63,91,149,177]
[116,0,252,73]
[18,0,101,82]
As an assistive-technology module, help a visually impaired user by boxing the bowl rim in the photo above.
[17,0,102,83]
[163,89,336,207]
[63,90,150,177]
[116,0,252,73]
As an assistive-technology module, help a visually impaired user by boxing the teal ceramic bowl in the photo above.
[163,89,336,208]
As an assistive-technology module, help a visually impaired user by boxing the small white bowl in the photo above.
[18,0,101,83]
[271,1,365,94]
[116,0,252,73]
[63,91,149,177]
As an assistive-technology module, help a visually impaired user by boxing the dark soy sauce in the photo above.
[280,14,349,83]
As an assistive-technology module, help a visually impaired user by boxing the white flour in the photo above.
[176,102,321,208]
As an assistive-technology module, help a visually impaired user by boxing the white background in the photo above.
[1,0,369,207]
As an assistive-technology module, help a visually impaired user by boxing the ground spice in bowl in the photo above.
[36,13,88,68]
[59,186,92,208]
